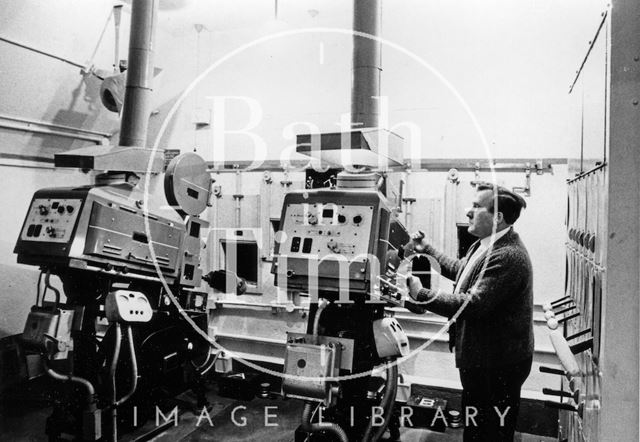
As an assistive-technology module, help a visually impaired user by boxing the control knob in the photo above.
[327,239,341,253]
[307,213,318,225]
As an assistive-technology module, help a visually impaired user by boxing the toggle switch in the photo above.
[544,400,584,418]
[549,296,571,307]
[542,388,577,401]
[566,328,591,341]
[555,305,577,316]
[539,365,567,377]
[549,329,581,377]
[543,298,574,312]
[569,337,593,355]
[557,312,580,324]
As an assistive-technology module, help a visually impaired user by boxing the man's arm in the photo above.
[408,247,530,319]
[423,244,463,281]
[406,231,463,281]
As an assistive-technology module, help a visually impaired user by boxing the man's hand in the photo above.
[406,274,424,300]
[404,230,429,255]
[404,274,426,314]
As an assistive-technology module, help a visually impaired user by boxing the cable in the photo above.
[115,325,138,407]
[199,351,219,376]
[42,270,61,308]
[312,298,329,345]
[109,323,122,442]
[35,270,43,307]
[301,402,349,442]
[370,362,398,442]
[362,360,398,442]
[41,351,95,406]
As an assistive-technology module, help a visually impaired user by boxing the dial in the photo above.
[307,213,318,225]
[327,239,341,253]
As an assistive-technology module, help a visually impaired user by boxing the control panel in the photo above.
[279,202,374,259]
[15,184,201,287]
[20,198,83,243]
[542,165,605,441]
[105,290,153,323]
[272,188,409,297]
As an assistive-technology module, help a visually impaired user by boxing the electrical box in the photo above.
[282,341,341,405]
[21,307,74,358]
[105,290,153,323]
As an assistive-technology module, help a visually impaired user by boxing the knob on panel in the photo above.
[327,239,341,253]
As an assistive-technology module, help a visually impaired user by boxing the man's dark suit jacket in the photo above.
[411,227,534,369]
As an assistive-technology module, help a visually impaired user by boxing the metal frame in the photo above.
[205,157,565,174]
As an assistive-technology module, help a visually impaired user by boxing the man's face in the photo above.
[466,189,497,239]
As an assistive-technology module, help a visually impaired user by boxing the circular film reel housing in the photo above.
[164,153,212,217]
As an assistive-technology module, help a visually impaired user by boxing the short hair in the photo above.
[476,182,527,224]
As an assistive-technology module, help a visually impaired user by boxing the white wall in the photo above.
[0,0,598,336]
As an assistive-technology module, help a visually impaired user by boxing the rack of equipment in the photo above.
[15,152,225,441]
[272,167,421,442]
[541,164,606,442]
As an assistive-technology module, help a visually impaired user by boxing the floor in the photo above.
[0,378,555,441]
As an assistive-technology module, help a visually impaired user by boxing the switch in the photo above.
[46,226,57,238]
[542,388,574,399]
[38,205,49,215]
[549,329,581,376]
[558,312,580,324]
[539,365,567,377]
[569,337,593,355]
[555,305,576,316]
[543,298,574,312]
[302,238,313,254]
[546,296,571,309]
[57,205,65,214]
[544,400,584,418]
[66,205,75,214]
[566,328,591,341]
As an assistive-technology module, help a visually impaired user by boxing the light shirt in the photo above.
[454,227,510,293]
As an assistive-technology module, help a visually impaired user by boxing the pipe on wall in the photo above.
[119,0,158,148]
[351,0,382,129]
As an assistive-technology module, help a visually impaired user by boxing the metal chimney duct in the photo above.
[351,0,382,129]
[119,0,158,147]
[54,0,164,172]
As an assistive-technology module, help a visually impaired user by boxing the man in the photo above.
[405,183,534,442]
